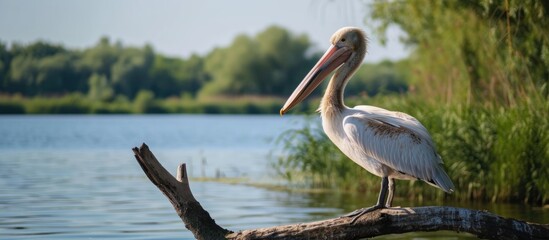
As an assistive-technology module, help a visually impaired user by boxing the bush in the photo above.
[0,100,25,113]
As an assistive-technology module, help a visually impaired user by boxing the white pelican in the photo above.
[280,27,454,220]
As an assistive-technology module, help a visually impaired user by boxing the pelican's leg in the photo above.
[386,178,395,207]
[343,177,388,223]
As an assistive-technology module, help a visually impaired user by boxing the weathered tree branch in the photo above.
[133,143,231,239]
[133,143,549,240]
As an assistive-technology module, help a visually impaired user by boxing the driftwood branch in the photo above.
[133,143,549,240]
[133,143,230,239]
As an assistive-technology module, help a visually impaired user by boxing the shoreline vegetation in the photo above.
[273,96,548,205]
[0,25,406,115]
[0,94,286,114]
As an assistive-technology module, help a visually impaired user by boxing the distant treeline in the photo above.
[0,26,408,114]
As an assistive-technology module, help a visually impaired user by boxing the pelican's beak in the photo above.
[280,44,352,115]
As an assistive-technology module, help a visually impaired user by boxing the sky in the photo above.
[0,0,409,63]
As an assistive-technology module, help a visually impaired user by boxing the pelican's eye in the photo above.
[341,38,346,42]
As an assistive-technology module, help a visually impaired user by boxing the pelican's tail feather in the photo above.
[427,166,455,193]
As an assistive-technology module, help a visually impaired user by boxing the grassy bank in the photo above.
[0,93,284,114]
[273,95,549,205]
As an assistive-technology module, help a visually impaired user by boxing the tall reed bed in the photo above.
[273,96,548,204]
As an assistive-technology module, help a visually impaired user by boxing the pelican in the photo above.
[280,27,454,219]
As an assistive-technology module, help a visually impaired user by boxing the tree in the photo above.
[369,0,549,106]
[346,60,408,97]
[36,52,85,94]
[133,90,155,113]
[148,55,182,98]
[255,25,316,96]
[200,26,317,97]
[200,34,260,97]
[8,55,38,94]
[179,54,209,97]
[148,54,209,98]
[87,73,113,101]
[9,41,66,58]
[0,42,10,88]
[80,37,120,79]
[110,45,154,99]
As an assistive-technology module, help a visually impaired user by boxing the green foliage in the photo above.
[132,90,161,113]
[369,0,548,106]
[7,51,83,95]
[148,54,209,98]
[89,95,132,114]
[1,25,404,113]
[200,34,260,97]
[110,45,154,98]
[0,97,24,114]
[10,41,66,58]
[346,60,409,97]
[87,73,113,101]
[23,93,92,114]
[274,96,549,204]
[255,26,317,96]
[274,119,377,191]
[199,26,318,98]
[0,94,284,114]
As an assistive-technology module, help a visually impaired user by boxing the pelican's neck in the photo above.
[319,70,353,142]
[320,44,365,119]
[320,71,347,117]
[320,54,362,119]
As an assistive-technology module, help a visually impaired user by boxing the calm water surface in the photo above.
[0,115,546,239]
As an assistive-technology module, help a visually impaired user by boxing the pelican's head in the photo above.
[329,27,367,55]
[280,27,367,115]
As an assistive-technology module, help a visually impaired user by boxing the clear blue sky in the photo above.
[0,0,409,63]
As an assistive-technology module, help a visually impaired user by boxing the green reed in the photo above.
[273,96,548,205]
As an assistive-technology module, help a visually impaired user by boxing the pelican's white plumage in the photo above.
[280,27,454,218]
[338,106,453,191]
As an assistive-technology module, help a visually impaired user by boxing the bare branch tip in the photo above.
[176,163,188,182]
[132,147,139,155]
[140,143,149,150]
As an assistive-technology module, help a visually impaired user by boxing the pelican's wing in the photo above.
[343,106,454,192]
[353,105,436,148]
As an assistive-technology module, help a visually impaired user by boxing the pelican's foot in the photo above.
[343,204,384,224]
[343,205,383,217]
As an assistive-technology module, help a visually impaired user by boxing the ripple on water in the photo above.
[0,116,545,239]
[0,146,337,239]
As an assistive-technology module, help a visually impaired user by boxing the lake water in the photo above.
[0,115,546,239]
